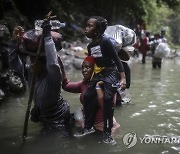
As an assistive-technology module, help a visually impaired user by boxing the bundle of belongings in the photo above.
[104,25,136,61]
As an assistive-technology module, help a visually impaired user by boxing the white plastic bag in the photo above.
[154,42,170,58]
[74,108,84,127]
[104,25,136,48]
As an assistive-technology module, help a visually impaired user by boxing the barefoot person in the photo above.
[74,16,126,144]
[59,56,120,133]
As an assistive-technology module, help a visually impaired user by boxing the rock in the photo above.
[73,58,83,70]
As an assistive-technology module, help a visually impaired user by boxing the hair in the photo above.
[91,16,108,36]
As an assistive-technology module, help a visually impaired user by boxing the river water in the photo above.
[0,57,180,154]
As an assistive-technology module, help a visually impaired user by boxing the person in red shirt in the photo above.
[139,32,150,64]
[59,56,120,133]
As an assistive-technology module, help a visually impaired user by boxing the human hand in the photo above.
[119,72,126,90]
[96,81,104,86]
[41,20,51,37]
[12,26,24,40]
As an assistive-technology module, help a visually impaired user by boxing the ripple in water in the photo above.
[166,109,180,113]
[161,150,169,154]
[171,117,180,120]
[165,101,174,105]
[148,105,157,108]
[141,109,147,112]
[130,112,141,118]
[171,146,180,151]
[157,123,176,129]
[166,109,176,113]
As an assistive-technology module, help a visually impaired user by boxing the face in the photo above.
[84,18,98,39]
[82,61,94,81]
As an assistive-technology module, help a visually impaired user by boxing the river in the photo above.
[0,57,180,154]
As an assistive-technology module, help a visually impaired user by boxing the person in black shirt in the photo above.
[74,16,126,144]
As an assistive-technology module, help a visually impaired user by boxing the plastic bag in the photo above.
[154,42,170,58]
[34,20,65,31]
[8,72,25,94]
[74,108,84,127]
[104,25,136,48]
[21,29,62,55]
[117,89,131,104]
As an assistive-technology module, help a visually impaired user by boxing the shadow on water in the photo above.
[0,58,180,154]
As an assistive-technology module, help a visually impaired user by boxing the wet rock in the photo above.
[59,42,87,70]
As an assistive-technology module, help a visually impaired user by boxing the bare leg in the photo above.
[95,81,120,132]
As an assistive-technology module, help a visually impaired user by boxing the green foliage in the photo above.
[146,2,173,33]
[145,0,180,45]
[0,0,179,45]
[157,0,180,9]
[169,7,180,45]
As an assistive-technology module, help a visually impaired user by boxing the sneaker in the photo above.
[103,132,116,144]
[74,128,95,137]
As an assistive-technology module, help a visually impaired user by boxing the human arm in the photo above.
[95,81,104,110]
[57,54,82,93]
[44,37,59,67]
[42,21,62,85]
[12,26,25,42]
[9,26,26,76]
[62,79,82,93]
[58,55,67,81]
[102,38,126,89]
[96,82,103,98]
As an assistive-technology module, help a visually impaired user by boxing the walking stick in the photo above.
[22,11,54,138]
[22,34,43,138]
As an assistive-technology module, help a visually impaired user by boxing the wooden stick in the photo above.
[22,11,53,138]
[22,34,43,138]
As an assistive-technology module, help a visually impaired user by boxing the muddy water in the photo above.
[0,58,180,154]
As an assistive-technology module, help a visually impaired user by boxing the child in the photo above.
[59,56,120,133]
[74,16,126,144]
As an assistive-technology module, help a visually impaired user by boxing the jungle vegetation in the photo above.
[0,0,179,46]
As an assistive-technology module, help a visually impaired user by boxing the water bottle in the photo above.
[34,20,66,31]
